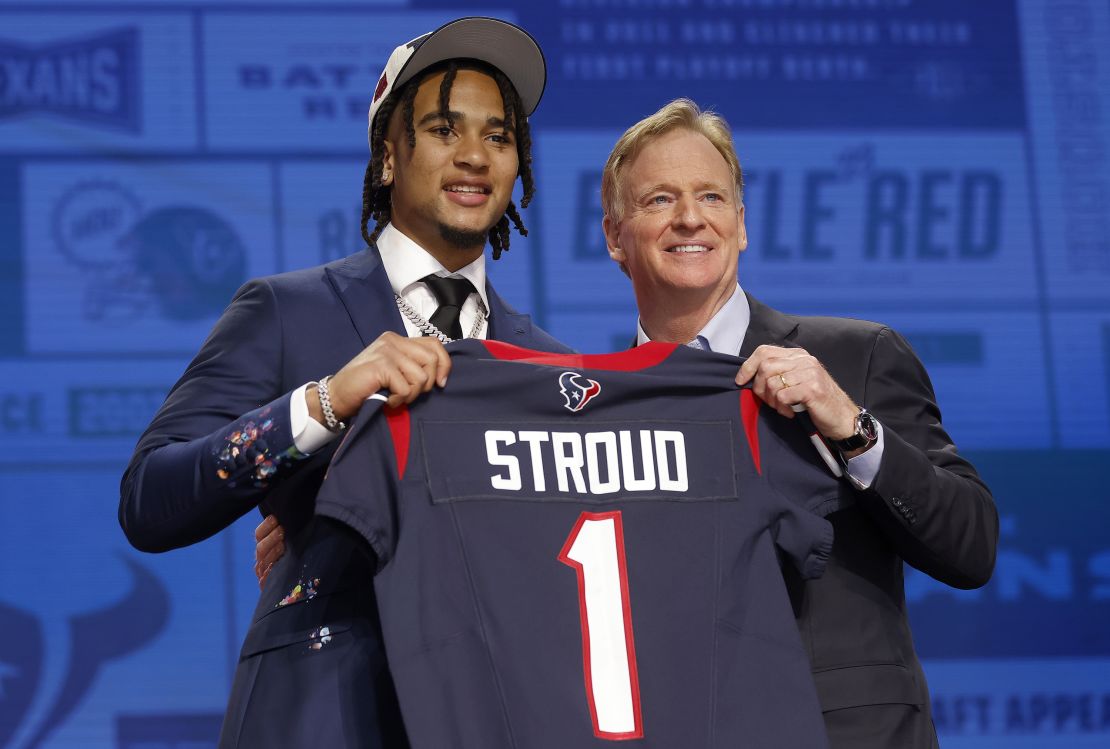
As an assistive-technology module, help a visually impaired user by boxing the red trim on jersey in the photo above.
[483,340,678,372]
[557,510,644,741]
[384,405,410,479]
[740,390,762,475]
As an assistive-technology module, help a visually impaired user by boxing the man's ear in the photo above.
[381,139,396,186]
[602,214,625,264]
[737,203,748,254]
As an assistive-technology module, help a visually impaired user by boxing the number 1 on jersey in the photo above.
[558,510,644,740]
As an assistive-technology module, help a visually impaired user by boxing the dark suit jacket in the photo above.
[740,294,998,749]
[119,245,570,748]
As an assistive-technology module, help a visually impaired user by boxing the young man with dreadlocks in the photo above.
[119,18,568,748]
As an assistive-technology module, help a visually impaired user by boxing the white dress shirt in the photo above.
[290,223,488,454]
[635,283,884,488]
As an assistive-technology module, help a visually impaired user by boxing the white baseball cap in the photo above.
[366,17,546,148]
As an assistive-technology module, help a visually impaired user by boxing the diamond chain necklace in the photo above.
[394,294,488,343]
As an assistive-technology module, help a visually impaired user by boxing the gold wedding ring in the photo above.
[778,373,790,388]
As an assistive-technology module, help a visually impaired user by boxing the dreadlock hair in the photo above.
[360,59,536,260]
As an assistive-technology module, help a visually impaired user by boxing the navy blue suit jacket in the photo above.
[120,245,570,748]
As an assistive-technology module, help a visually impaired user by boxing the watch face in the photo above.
[858,410,879,442]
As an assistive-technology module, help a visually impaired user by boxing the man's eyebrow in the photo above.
[636,181,731,199]
[417,110,459,126]
[635,183,673,200]
[416,110,514,130]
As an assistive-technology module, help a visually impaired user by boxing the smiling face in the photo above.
[603,128,746,320]
[382,67,519,269]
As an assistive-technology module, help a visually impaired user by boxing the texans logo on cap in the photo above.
[558,371,601,413]
[376,32,429,104]
[373,73,388,103]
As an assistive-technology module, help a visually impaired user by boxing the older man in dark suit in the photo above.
[599,98,998,749]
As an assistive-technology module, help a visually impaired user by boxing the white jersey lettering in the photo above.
[552,432,588,493]
[655,431,689,492]
[619,430,656,492]
[486,430,522,491]
[485,429,689,495]
[585,431,621,495]
[518,431,551,492]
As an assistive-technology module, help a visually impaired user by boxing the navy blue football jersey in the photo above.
[316,340,835,748]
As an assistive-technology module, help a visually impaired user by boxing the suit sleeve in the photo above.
[119,279,312,552]
[859,326,999,589]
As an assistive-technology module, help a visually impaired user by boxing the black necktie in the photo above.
[421,274,476,340]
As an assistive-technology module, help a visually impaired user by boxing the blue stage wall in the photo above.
[1,1,1108,747]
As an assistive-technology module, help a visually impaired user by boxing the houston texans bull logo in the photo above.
[0,557,168,749]
[558,372,601,413]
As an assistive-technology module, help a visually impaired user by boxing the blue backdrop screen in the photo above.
[1,1,1108,747]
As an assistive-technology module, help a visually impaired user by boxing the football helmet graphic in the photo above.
[82,205,248,323]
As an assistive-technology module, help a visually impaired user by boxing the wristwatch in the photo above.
[831,408,878,452]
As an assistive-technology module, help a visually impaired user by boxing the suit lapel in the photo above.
[324,245,406,348]
[484,281,533,346]
[739,292,800,357]
[325,246,537,348]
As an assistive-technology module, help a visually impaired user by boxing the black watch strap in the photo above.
[831,408,878,452]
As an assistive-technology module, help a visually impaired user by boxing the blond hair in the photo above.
[601,98,743,222]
